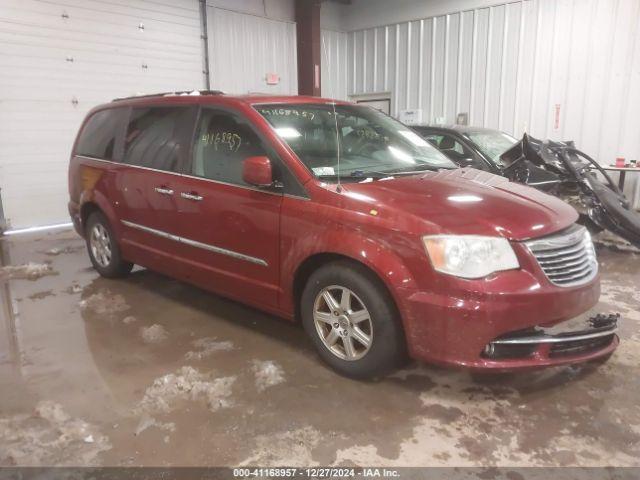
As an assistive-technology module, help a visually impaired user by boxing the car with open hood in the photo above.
[68,93,619,378]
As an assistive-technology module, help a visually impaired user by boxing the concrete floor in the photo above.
[0,229,639,467]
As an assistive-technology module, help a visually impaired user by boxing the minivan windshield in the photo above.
[256,103,456,181]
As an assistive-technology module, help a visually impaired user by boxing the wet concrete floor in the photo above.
[0,229,639,467]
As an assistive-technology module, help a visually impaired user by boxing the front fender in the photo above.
[281,225,419,319]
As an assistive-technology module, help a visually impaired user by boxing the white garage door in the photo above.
[0,0,204,230]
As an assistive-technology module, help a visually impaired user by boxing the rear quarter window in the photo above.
[75,108,127,160]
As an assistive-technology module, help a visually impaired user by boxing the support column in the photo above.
[199,0,211,90]
[296,0,322,96]
[0,188,6,234]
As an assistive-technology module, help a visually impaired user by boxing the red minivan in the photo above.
[68,91,619,378]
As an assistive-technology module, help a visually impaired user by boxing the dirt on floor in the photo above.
[0,229,638,467]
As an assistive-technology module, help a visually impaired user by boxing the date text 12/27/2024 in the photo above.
[232,468,400,478]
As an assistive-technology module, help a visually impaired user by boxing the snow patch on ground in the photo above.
[65,284,83,294]
[27,290,54,301]
[251,360,285,392]
[336,357,640,467]
[122,316,137,324]
[185,337,234,360]
[0,401,111,466]
[0,263,57,281]
[136,366,236,414]
[44,245,83,256]
[239,426,322,466]
[79,290,130,316]
[140,324,168,344]
[134,414,175,436]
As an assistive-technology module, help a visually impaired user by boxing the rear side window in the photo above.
[75,108,126,160]
[123,107,195,172]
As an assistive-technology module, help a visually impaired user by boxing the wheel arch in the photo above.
[80,202,101,231]
[291,248,414,330]
[77,190,121,238]
[293,253,351,322]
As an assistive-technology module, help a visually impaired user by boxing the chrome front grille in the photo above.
[525,224,598,287]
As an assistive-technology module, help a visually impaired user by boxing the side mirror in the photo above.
[242,156,274,187]
[459,157,475,167]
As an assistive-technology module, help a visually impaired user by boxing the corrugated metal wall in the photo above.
[0,0,204,229]
[345,0,640,169]
[321,28,349,100]
[208,7,297,95]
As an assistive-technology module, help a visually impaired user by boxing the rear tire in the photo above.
[301,260,406,379]
[85,211,133,278]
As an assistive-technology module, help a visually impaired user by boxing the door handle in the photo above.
[154,186,174,195]
[180,192,203,201]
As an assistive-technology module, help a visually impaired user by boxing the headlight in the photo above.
[422,235,519,279]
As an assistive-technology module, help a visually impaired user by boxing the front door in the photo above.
[171,107,284,308]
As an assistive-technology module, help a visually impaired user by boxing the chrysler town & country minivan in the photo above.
[68,91,619,378]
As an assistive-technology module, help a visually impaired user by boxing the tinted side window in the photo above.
[437,134,469,156]
[123,107,194,172]
[75,108,126,160]
[430,133,488,170]
[192,110,268,186]
[424,134,443,148]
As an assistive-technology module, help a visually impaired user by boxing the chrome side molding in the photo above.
[121,220,268,267]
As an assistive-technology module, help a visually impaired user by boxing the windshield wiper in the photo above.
[317,170,391,181]
[373,164,457,176]
[317,165,455,181]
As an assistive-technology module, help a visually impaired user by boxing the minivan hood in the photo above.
[341,168,578,240]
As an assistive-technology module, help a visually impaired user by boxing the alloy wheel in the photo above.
[90,223,112,268]
[313,285,373,361]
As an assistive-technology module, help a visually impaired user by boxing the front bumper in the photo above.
[397,268,619,370]
[479,313,619,370]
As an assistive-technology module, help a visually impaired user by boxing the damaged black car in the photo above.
[413,125,640,248]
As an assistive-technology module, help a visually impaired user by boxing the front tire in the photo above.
[85,211,133,278]
[301,260,406,379]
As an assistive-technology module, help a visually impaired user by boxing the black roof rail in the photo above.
[112,90,224,102]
